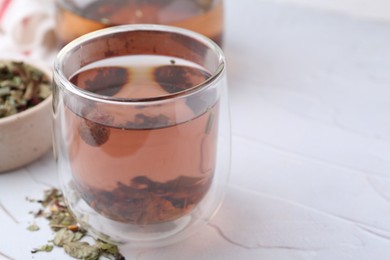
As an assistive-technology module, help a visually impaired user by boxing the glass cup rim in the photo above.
[53,24,226,104]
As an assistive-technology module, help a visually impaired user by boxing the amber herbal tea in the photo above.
[56,0,224,46]
[54,25,230,246]
[65,55,219,224]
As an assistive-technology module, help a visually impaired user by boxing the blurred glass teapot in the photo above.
[55,0,224,47]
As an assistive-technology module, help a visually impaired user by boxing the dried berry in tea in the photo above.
[78,109,114,147]
[154,65,210,94]
[78,175,212,224]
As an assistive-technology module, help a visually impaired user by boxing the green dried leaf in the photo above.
[53,228,84,246]
[39,83,52,99]
[96,240,119,255]
[12,76,22,88]
[97,240,126,260]
[40,188,61,206]
[29,188,125,259]
[49,211,78,230]
[0,86,10,96]
[63,242,100,260]
[31,244,53,253]
[73,231,85,241]
[27,223,40,231]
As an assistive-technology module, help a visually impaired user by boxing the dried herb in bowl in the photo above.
[0,60,51,118]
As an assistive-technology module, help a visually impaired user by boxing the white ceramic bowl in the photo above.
[0,56,52,172]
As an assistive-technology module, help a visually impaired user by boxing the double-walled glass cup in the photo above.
[52,25,230,247]
[55,0,224,47]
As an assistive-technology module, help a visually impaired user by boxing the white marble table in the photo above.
[1,0,390,259]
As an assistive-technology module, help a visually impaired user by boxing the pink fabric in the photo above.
[0,0,12,22]
[0,0,56,63]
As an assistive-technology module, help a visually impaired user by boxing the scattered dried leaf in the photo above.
[27,223,40,231]
[28,188,126,259]
[53,228,85,247]
[64,242,100,260]
[31,244,53,254]
[96,240,125,260]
